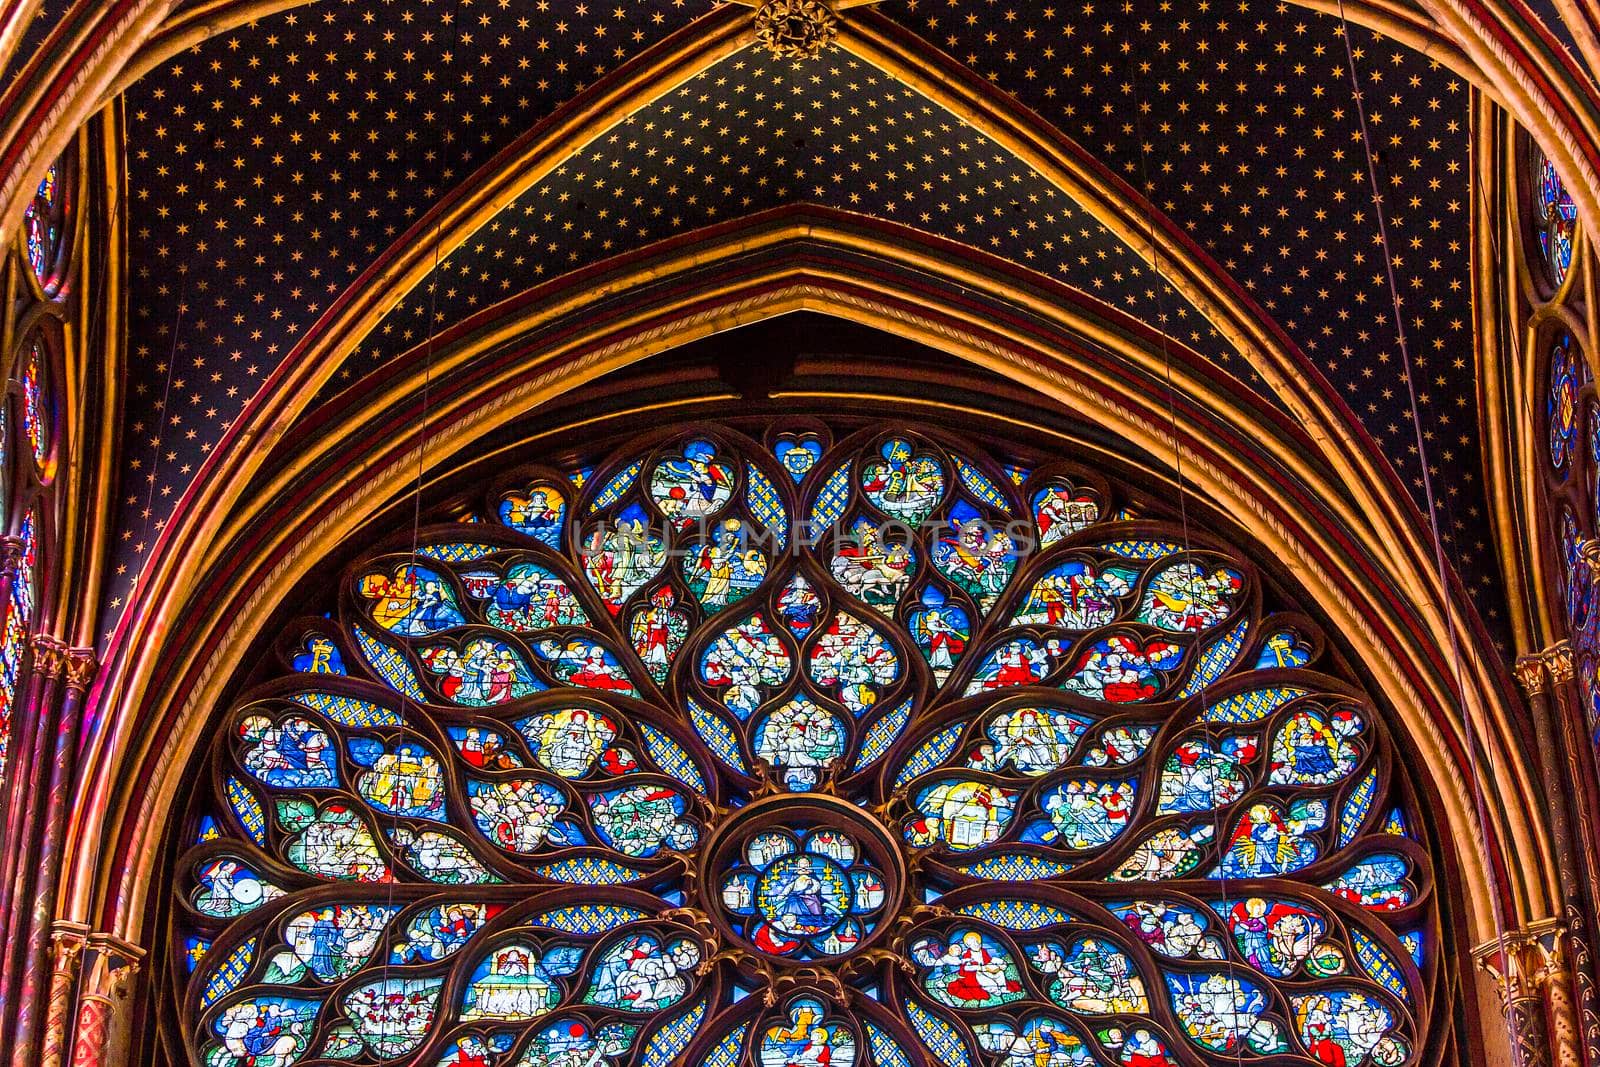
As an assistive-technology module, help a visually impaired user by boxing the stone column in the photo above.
[0,534,33,947]
[1516,652,1600,1067]
[1535,921,1589,1067]
[1478,932,1554,1067]
[0,633,65,1064]
[1541,640,1600,1066]
[13,648,96,1067]
[66,936,141,1067]
[37,923,86,1067]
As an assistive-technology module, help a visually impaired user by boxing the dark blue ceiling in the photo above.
[111,0,1503,649]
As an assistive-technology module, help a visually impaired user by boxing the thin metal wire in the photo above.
[1331,4,1524,1057]
[1120,40,1253,1063]
[368,0,470,1047]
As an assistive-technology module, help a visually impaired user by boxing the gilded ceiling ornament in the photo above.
[754,0,839,60]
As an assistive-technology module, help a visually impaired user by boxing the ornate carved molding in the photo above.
[64,648,97,692]
[753,0,840,59]
[1517,654,1549,695]
[29,634,67,680]
[1546,642,1577,684]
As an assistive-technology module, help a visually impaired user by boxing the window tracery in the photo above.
[1529,143,1579,290]
[20,157,68,293]
[0,322,54,793]
[172,422,1438,1067]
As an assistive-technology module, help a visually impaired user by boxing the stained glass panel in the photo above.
[22,162,64,287]
[0,509,36,792]
[1533,148,1579,288]
[1550,332,1581,472]
[174,423,1437,1067]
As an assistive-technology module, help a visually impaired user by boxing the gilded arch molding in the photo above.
[69,218,1543,982]
[92,2,1507,676]
[3,0,1600,244]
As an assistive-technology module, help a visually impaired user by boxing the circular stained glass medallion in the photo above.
[706,795,901,962]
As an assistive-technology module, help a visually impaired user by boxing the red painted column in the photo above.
[65,937,140,1067]
[13,647,95,1067]
[0,631,64,1065]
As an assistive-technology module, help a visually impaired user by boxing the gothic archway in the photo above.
[162,360,1457,1067]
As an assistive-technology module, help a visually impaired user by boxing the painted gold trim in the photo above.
[76,260,1548,959]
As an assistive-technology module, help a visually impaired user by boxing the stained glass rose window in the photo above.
[175,424,1435,1067]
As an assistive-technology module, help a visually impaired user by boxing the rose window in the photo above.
[174,423,1436,1067]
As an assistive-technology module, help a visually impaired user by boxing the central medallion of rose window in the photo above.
[704,795,905,962]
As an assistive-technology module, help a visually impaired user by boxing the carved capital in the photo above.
[1527,918,1576,983]
[50,923,89,975]
[30,634,67,678]
[1517,654,1549,695]
[79,933,144,999]
[64,648,97,691]
[1477,921,1586,1067]
[1547,643,1577,683]
[1475,932,1543,1004]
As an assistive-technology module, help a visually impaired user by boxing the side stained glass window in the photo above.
[0,510,35,792]
[1529,146,1580,289]
[20,341,48,469]
[21,161,66,291]
[1530,145,1579,289]
[172,423,1439,1067]
[1546,332,1600,774]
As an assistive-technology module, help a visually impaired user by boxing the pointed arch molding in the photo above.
[2,0,1600,247]
[73,208,1542,980]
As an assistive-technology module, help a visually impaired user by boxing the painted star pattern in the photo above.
[114,0,702,625]
[348,45,1233,379]
[880,0,1503,642]
[3,2,61,94]
[113,0,1506,647]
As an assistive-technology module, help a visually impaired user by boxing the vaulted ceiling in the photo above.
[106,0,1505,646]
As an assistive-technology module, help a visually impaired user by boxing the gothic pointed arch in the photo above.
[150,323,1467,1067]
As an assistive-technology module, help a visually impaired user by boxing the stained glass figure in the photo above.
[174,424,1436,1067]
[22,162,65,287]
[1550,332,1582,470]
[1532,147,1579,287]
